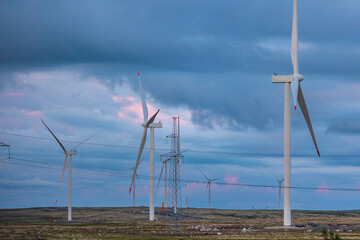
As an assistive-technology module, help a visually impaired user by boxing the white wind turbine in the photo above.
[272,0,320,226]
[196,166,219,209]
[41,119,93,221]
[130,72,162,221]
[268,169,284,210]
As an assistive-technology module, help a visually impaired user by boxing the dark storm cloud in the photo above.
[2,0,358,74]
[0,0,359,131]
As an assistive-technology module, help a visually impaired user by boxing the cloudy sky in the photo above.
[1,0,360,211]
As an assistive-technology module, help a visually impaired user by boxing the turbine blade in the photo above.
[297,84,320,156]
[291,77,299,110]
[71,136,94,150]
[267,168,278,180]
[135,173,141,183]
[146,109,160,126]
[130,127,148,194]
[41,119,67,153]
[138,72,148,122]
[139,155,145,165]
[211,178,221,182]
[291,0,299,74]
[194,164,209,181]
[206,182,209,191]
[55,154,68,204]
[155,162,165,194]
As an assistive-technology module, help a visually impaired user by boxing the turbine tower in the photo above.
[41,119,93,221]
[130,72,162,221]
[272,0,320,226]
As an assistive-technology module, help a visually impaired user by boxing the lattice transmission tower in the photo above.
[162,116,183,214]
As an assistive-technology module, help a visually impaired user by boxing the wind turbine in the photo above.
[41,119,93,221]
[268,169,284,210]
[272,0,320,226]
[196,166,219,209]
[130,72,162,221]
[276,179,284,210]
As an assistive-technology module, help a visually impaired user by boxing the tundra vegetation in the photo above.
[1,207,360,239]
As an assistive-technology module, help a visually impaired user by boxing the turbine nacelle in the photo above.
[271,74,303,83]
[66,150,77,155]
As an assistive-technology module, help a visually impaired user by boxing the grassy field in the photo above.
[1,207,360,239]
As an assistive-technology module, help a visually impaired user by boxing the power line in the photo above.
[2,157,360,193]
[0,161,25,208]
[1,131,360,158]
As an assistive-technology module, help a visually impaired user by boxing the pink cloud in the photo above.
[112,96,123,103]
[20,109,42,118]
[4,91,26,97]
[113,95,170,124]
[317,182,330,193]
[28,111,42,117]
[224,175,238,184]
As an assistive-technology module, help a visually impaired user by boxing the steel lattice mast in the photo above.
[166,116,182,213]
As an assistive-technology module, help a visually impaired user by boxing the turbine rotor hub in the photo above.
[293,74,304,82]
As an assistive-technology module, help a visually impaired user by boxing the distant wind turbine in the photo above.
[196,166,219,209]
[41,119,93,221]
[129,72,162,221]
[268,169,284,210]
[272,0,320,226]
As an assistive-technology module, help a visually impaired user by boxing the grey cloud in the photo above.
[328,121,360,134]
[2,0,358,75]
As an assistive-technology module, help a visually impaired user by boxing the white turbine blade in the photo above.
[267,168,279,180]
[146,109,160,126]
[130,127,148,194]
[291,0,299,74]
[71,136,94,150]
[297,84,320,157]
[155,162,165,194]
[138,72,148,122]
[41,119,67,153]
[55,154,68,205]
[291,77,299,110]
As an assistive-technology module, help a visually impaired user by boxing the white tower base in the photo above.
[284,82,291,226]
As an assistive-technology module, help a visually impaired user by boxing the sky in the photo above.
[1,0,360,211]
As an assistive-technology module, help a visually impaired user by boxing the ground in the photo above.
[1,207,360,239]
